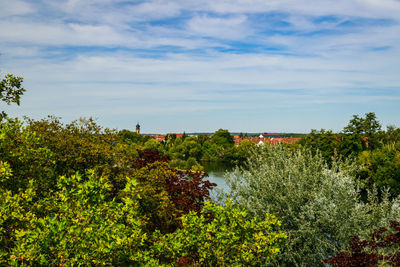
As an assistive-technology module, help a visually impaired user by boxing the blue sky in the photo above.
[1,0,399,133]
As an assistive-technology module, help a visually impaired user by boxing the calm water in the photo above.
[202,161,234,193]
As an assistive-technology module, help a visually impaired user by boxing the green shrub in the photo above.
[0,172,149,266]
[151,200,286,266]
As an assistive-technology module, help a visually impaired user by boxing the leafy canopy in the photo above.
[0,74,26,120]
[151,200,286,266]
[211,128,234,147]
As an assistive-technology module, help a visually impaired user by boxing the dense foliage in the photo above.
[152,200,286,266]
[358,143,400,196]
[0,171,148,265]
[118,128,256,171]
[299,112,382,161]
[300,112,400,196]
[222,144,400,266]
[0,117,286,266]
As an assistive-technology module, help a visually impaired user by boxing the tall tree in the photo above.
[343,112,382,150]
[343,112,381,136]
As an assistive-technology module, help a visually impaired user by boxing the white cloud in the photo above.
[1,0,399,50]
[187,14,249,39]
[0,0,34,18]
[0,45,40,57]
[4,46,397,97]
[199,0,400,20]
[26,1,400,33]
[0,19,222,50]
[128,1,182,20]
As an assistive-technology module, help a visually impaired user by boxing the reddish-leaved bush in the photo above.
[323,221,400,266]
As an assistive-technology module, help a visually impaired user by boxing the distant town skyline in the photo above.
[1,0,400,133]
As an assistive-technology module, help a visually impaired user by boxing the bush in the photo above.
[323,221,400,266]
[151,200,286,266]
[222,144,400,266]
[0,172,149,266]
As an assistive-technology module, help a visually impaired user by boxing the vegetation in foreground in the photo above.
[0,117,286,266]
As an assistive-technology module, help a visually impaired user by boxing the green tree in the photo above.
[118,129,143,144]
[174,137,202,161]
[165,133,176,142]
[299,129,340,163]
[300,113,384,164]
[235,139,256,163]
[211,129,234,147]
[381,125,400,144]
[343,112,382,136]
[197,134,209,145]
[185,157,203,171]
[343,112,382,149]
[143,138,161,152]
[0,116,138,194]
[358,143,400,195]
[200,140,219,162]
[163,133,177,152]
[338,132,365,158]
[0,74,26,120]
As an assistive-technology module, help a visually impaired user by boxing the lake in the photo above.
[202,161,234,194]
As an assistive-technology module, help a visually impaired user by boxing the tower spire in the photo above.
[136,122,140,135]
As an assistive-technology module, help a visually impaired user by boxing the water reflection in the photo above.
[202,161,234,194]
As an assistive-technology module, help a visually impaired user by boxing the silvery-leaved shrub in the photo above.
[221,144,400,266]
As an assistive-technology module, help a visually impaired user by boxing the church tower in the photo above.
[136,122,140,135]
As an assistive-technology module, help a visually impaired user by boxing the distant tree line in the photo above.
[118,128,257,171]
[299,112,400,196]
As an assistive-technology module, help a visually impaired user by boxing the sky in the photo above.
[1,0,400,134]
